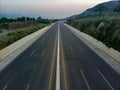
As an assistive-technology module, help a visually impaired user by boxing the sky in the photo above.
[0,0,111,19]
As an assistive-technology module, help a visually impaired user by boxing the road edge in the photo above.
[64,23,120,74]
[0,24,53,72]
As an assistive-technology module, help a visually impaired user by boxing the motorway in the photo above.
[0,22,120,90]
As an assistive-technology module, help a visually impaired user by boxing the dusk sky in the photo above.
[1,0,111,19]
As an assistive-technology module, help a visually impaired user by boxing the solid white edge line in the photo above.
[2,85,7,90]
[56,23,60,90]
[81,69,91,90]
[98,70,114,90]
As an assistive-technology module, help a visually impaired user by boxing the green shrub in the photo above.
[0,24,48,50]
[67,16,120,52]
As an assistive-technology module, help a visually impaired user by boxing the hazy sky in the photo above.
[0,0,111,19]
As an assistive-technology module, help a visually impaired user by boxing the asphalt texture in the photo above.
[0,22,120,90]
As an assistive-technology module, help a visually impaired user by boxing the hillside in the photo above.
[0,13,22,18]
[67,1,120,52]
[67,1,119,19]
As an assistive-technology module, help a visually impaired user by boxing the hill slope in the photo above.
[66,1,120,52]
[67,1,119,19]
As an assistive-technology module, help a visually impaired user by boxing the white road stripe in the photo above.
[42,38,45,42]
[55,23,60,90]
[78,46,84,53]
[49,39,51,43]
[69,45,73,51]
[30,49,37,56]
[41,49,46,56]
[26,84,30,90]
[98,70,114,90]
[81,70,91,90]
[2,85,7,90]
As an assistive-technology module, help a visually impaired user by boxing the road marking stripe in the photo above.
[61,33,68,90]
[48,31,57,90]
[49,39,51,43]
[42,38,45,42]
[41,49,46,56]
[98,70,114,90]
[55,24,60,90]
[26,84,30,90]
[2,85,7,90]
[78,46,84,53]
[81,70,91,90]
[69,45,73,51]
[30,49,37,56]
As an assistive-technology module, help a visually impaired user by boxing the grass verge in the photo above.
[67,16,120,52]
[0,24,48,50]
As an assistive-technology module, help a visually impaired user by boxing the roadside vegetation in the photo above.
[0,16,51,50]
[0,29,2,33]
[67,15,120,52]
[0,16,51,30]
[67,1,120,52]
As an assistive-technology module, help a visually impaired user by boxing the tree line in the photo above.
[0,16,51,24]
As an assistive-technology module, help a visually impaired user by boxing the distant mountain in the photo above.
[67,1,119,19]
[0,13,23,18]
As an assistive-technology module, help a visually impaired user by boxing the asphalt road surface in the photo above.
[0,22,120,90]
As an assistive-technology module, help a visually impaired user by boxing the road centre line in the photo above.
[55,23,60,90]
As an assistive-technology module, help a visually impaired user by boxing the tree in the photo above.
[95,4,108,15]
[0,17,8,23]
[26,17,35,21]
[37,17,42,22]
[9,18,16,22]
[17,17,26,22]
[26,17,31,21]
